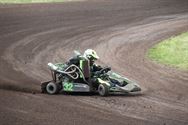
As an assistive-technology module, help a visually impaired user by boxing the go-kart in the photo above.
[41,52,141,96]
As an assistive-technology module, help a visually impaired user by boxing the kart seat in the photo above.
[80,58,90,79]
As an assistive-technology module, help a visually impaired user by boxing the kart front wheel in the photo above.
[98,84,109,96]
[46,82,60,94]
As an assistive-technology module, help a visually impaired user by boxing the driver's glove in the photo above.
[106,67,111,72]
[94,71,101,76]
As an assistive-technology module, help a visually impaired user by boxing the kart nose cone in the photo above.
[131,85,141,92]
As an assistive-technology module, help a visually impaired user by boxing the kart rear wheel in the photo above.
[46,82,60,94]
[98,84,109,96]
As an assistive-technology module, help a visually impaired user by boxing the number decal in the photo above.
[63,82,73,91]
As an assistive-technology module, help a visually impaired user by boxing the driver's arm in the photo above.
[93,64,103,72]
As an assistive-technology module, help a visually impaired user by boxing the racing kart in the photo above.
[41,52,141,96]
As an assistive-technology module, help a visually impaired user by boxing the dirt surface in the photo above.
[0,0,188,125]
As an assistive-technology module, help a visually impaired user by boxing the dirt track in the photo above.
[0,0,188,125]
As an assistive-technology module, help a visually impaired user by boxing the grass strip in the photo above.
[148,32,188,70]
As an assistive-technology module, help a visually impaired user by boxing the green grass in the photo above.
[0,0,66,4]
[148,32,188,70]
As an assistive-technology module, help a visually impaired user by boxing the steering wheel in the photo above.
[99,66,111,74]
[93,67,111,78]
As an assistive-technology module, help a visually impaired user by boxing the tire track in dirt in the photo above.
[78,14,188,124]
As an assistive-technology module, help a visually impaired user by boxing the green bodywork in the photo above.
[107,71,134,84]
[55,63,67,70]
[63,82,73,91]
[109,87,120,91]
[79,59,84,78]
[80,59,84,70]
[97,78,110,86]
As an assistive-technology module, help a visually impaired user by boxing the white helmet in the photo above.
[84,49,99,60]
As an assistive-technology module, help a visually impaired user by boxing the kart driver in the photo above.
[67,49,108,74]
[83,49,112,87]
[83,49,128,88]
[83,49,102,73]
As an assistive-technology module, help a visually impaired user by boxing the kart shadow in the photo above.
[60,91,97,96]
[59,91,143,97]
[109,92,144,97]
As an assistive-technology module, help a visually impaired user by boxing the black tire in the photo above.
[46,82,60,94]
[98,84,109,96]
